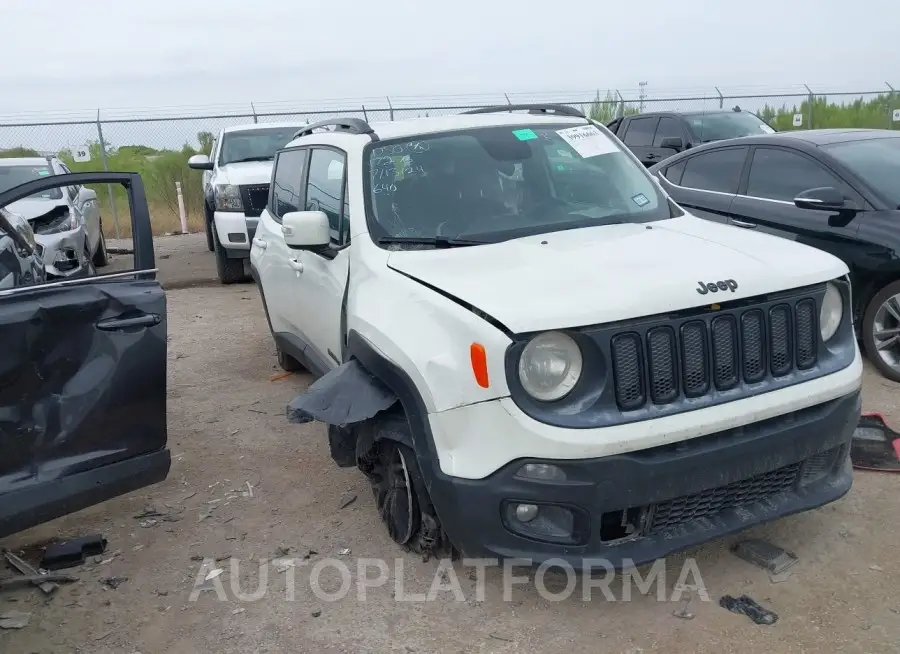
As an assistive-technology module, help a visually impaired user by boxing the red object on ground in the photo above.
[851,413,900,473]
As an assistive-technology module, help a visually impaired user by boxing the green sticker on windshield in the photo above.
[512,129,537,141]
[38,170,51,175]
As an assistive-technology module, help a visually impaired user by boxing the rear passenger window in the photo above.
[680,147,748,194]
[623,117,659,147]
[664,160,686,185]
[271,149,308,221]
[747,148,842,202]
[306,149,347,244]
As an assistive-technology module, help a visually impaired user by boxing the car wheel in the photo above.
[862,279,900,383]
[92,219,110,267]
[213,222,247,284]
[204,204,215,252]
[357,416,455,558]
[83,245,96,277]
[277,348,303,372]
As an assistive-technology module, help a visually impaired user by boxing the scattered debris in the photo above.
[274,546,292,558]
[132,545,145,552]
[338,548,351,556]
[139,519,159,528]
[851,413,900,472]
[489,634,513,643]
[0,610,32,629]
[245,481,254,498]
[134,507,165,520]
[339,493,358,510]
[273,558,296,573]
[190,555,204,562]
[93,630,113,641]
[311,610,322,618]
[205,569,224,581]
[719,595,778,625]
[270,371,294,382]
[100,576,129,590]
[3,550,57,595]
[769,570,793,584]
[870,564,884,572]
[199,505,219,522]
[1,574,77,591]
[232,608,246,615]
[40,535,108,570]
[672,599,695,620]
[731,539,798,575]
[182,492,198,501]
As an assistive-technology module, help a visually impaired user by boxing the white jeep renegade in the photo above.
[251,105,862,568]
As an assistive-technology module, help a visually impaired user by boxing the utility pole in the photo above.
[638,81,648,112]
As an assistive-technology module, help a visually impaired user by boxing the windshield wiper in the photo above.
[228,156,274,163]
[376,235,487,248]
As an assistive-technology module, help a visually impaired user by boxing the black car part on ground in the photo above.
[0,172,170,539]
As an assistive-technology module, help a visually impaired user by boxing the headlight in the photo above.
[34,210,77,235]
[518,331,583,402]
[215,184,243,212]
[820,282,843,341]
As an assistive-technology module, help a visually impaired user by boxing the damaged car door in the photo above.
[0,172,170,538]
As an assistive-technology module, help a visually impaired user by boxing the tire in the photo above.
[357,415,456,559]
[213,222,247,284]
[92,219,110,267]
[204,204,215,252]
[862,279,900,383]
[277,348,303,372]
[83,244,96,277]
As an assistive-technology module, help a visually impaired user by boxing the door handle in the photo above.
[731,219,757,229]
[97,314,160,331]
[288,257,304,273]
[252,237,267,250]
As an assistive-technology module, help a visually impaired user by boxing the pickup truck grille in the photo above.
[611,299,818,411]
[240,184,269,218]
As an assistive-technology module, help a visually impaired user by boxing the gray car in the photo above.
[0,156,109,278]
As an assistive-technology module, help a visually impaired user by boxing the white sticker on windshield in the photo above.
[759,124,775,133]
[327,159,344,181]
[556,125,618,159]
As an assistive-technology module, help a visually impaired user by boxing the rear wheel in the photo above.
[213,222,247,284]
[863,280,900,382]
[92,219,110,267]
[83,244,96,277]
[204,204,215,252]
[277,348,303,372]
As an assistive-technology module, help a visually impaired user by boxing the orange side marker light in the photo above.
[470,343,490,388]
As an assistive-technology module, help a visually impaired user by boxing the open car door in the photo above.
[0,172,169,538]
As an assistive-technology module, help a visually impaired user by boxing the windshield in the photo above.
[219,127,302,165]
[687,112,774,142]
[364,123,673,245]
[823,136,900,208]
[0,164,62,200]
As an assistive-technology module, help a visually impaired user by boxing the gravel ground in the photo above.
[1,248,899,653]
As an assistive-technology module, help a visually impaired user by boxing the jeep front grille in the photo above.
[611,300,819,410]
[239,184,269,218]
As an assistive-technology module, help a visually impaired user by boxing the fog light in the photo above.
[514,503,539,522]
[517,463,566,482]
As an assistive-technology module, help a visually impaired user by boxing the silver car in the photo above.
[0,156,109,278]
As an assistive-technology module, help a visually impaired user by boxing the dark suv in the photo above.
[607,108,776,167]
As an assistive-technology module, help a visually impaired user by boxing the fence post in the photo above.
[504,93,512,109]
[804,84,814,129]
[361,105,369,122]
[386,96,394,121]
[251,103,258,124]
[96,110,121,241]
[615,90,624,118]
[715,86,724,109]
[887,83,896,129]
[175,181,188,234]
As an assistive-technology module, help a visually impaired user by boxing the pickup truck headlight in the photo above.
[214,184,243,212]
[34,210,77,235]
[820,282,843,341]
[518,331,583,401]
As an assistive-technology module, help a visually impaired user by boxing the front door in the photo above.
[0,172,169,538]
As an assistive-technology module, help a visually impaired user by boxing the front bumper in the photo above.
[35,226,88,278]
[213,211,258,255]
[427,390,860,568]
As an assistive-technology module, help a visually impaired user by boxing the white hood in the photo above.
[386,215,849,333]
[5,197,69,221]
[215,161,273,186]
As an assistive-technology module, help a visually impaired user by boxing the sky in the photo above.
[1,0,898,121]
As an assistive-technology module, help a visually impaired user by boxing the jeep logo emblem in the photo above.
[696,279,738,295]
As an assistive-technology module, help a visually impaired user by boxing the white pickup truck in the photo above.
[188,123,305,283]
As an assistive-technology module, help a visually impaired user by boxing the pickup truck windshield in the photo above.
[219,127,300,165]
[0,164,63,200]
[823,136,900,208]
[688,112,774,142]
[365,123,672,244]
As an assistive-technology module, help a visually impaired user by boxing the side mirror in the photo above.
[282,211,330,249]
[81,187,97,201]
[659,137,684,151]
[188,154,214,171]
[794,186,846,212]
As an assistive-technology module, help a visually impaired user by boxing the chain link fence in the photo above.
[1,87,897,237]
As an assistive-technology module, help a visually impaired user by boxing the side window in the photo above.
[57,161,79,199]
[653,117,684,147]
[271,149,308,221]
[623,117,659,147]
[680,147,748,194]
[664,159,686,185]
[306,149,347,244]
[746,148,843,202]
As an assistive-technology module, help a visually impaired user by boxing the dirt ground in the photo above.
[1,237,899,653]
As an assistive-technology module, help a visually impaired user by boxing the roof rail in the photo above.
[293,118,378,141]
[462,103,586,119]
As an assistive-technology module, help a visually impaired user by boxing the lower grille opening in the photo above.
[599,507,643,543]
